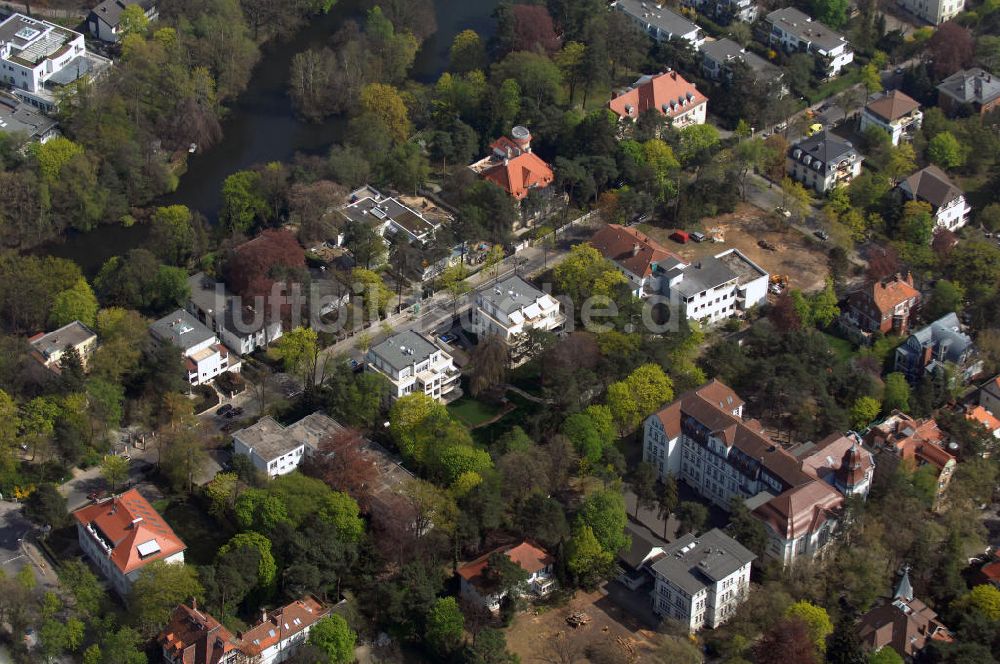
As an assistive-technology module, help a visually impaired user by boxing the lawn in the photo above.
[447,396,505,428]
[158,497,233,566]
[823,332,857,363]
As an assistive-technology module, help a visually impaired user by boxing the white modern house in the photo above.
[339,186,444,247]
[659,249,769,324]
[187,273,283,356]
[898,165,971,233]
[859,90,923,146]
[764,7,853,77]
[29,320,98,373]
[650,528,754,631]
[896,0,964,24]
[87,0,159,42]
[232,412,342,479]
[366,330,459,402]
[72,489,186,596]
[0,13,111,110]
[472,275,564,347]
[787,131,863,194]
[644,380,847,566]
[613,0,705,49]
[149,310,240,386]
[458,542,556,612]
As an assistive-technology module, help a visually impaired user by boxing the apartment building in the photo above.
[366,330,459,402]
[150,310,241,386]
[684,0,759,24]
[896,0,964,25]
[613,0,705,49]
[659,249,769,324]
[643,380,848,566]
[472,275,563,349]
[936,68,1000,117]
[607,71,708,128]
[232,412,343,479]
[29,320,97,373]
[859,90,923,146]
[650,528,754,631]
[187,273,284,356]
[339,186,443,246]
[787,131,863,194]
[700,38,785,92]
[764,7,853,77]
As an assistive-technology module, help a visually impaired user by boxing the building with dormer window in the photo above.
[608,71,708,128]
[787,130,863,194]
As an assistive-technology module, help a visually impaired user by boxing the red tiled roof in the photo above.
[589,224,682,279]
[871,274,920,317]
[752,480,843,540]
[481,152,554,200]
[72,488,186,575]
[241,596,328,655]
[458,541,553,589]
[867,412,955,471]
[158,602,239,664]
[968,405,1000,434]
[608,71,707,121]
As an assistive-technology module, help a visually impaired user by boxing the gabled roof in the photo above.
[614,0,700,39]
[701,38,783,81]
[863,274,920,317]
[900,165,964,210]
[790,130,859,167]
[458,541,554,590]
[752,480,843,540]
[765,7,847,51]
[90,0,155,28]
[865,90,920,123]
[241,596,328,655]
[968,405,1000,434]
[158,602,239,664]
[73,488,186,575]
[589,224,681,279]
[867,412,955,471]
[481,152,553,200]
[608,71,707,121]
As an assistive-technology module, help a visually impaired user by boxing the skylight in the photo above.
[136,540,161,558]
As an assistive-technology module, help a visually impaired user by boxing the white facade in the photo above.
[859,106,923,146]
[0,15,85,94]
[88,1,160,43]
[76,523,184,595]
[459,566,556,612]
[233,434,306,479]
[183,337,236,386]
[613,0,705,49]
[765,8,853,77]
[787,133,863,194]
[150,310,241,386]
[472,276,564,345]
[366,331,460,402]
[897,0,964,24]
[931,195,972,232]
[660,249,769,325]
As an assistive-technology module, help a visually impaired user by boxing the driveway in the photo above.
[0,502,57,588]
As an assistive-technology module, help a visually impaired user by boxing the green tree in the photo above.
[467,627,518,664]
[785,600,833,654]
[577,489,629,553]
[678,124,721,166]
[882,373,911,413]
[50,278,98,328]
[978,203,1000,233]
[426,597,465,656]
[23,483,67,528]
[101,454,129,491]
[861,62,883,99]
[657,476,678,539]
[449,29,486,73]
[308,614,357,663]
[234,490,289,532]
[728,497,767,558]
[221,170,267,231]
[351,267,392,318]
[562,405,616,464]
[811,0,850,28]
[850,396,882,430]
[868,647,904,664]
[39,617,85,660]
[129,561,204,637]
[118,3,149,37]
[809,280,840,328]
[360,83,411,144]
[631,462,657,519]
[927,132,966,170]
[606,364,673,434]
[566,524,615,588]
[150,205,196,266]
[218,531,277,588]
[204,472,239,518]
[926,280,965,320]
[781,177,812,220]
[955,584,1000,621]
[274,326,319,385]
[59,560,105,615]
[555,41,586,102]
[32,136,84,182]
[900,200,935,245]
[675,501,709,536]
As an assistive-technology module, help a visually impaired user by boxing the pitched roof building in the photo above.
[700,38,784,89]
[786,130,863,193]
[794,433,875,498]
[898,165,971,232]
[860,90,922,146]
[158,597,328,664]
[894,312,981,384]
[469,127,554,201]
[612,0,704,48]
[608,71,708,128]
[936,68,1000,117]
[857,569,952,659]
[842,273,921,337]
[589,224,683,296]
[29,320,98,373]
[866,412,956,509]
[73,489,186,595]
[763,7,853,77]
[458,541,556,611]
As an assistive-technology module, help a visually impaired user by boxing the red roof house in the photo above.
[843,273,921,336]
[73,488,186,595]
[458,541,556,611]
[608,71,708,128]
[469,127,554,201]
[866,412,956,509]
[589,224,684,296]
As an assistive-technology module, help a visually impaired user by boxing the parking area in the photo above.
[505,586,662,663]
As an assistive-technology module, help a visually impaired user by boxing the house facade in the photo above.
[0,93,58,143]
[841,273,921,337]
[589,224,683,297]
[617,521,668,590]
[786,130,863,194]
[469,126,554,202]
[613,0,705,49]
[659,248,769,324]
[187,273,284,356]
[898,165,971,232]
[700,38,784,92]
[73,489,186,596]
[860,90,923,146]
[684,0,758,24]
[233,412,343,479]
[458,542,556,612]
[979,375,1000,419]
[608,71,708,128]
[866,412,956,509]
[896,0,964,25]
[472,275,563,349]
[150,310,241,386]
[643,380,847,566]
[649,528,753,631]
[894,312,981,385]
[937,68,1000,117]
[764,7,853,77]
[795,433,875,499]
[29,320,98,373]
[366,330,460,402]
[88,0,159,42]
[158,597,328,664]
[0,13,110,110]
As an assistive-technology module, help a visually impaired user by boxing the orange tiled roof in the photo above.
[608,71,707,121]
[589,224,682,279]
[968,405,1000,434]
[481,152,554,200]
[871,274,920,317]
[458,541,553,589]
[72,488,186,575]
[158,602,239,664]
[752,480,843,540]
[241,596,328,655]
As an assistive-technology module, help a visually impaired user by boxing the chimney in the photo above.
[261,608,268,624]
[631,242,640,256]
[191,597,197,612]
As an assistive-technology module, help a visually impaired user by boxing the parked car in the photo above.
[690,232,706,242]
[348,358,364,373]
[217,404,234,417]
[439,333,458,344]
[814,230,830,241]
[806,123,824,137]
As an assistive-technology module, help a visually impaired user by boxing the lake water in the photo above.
[44,0,500,273]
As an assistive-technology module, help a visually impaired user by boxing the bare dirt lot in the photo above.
[506,586,663,663]
[639,203,831,293]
